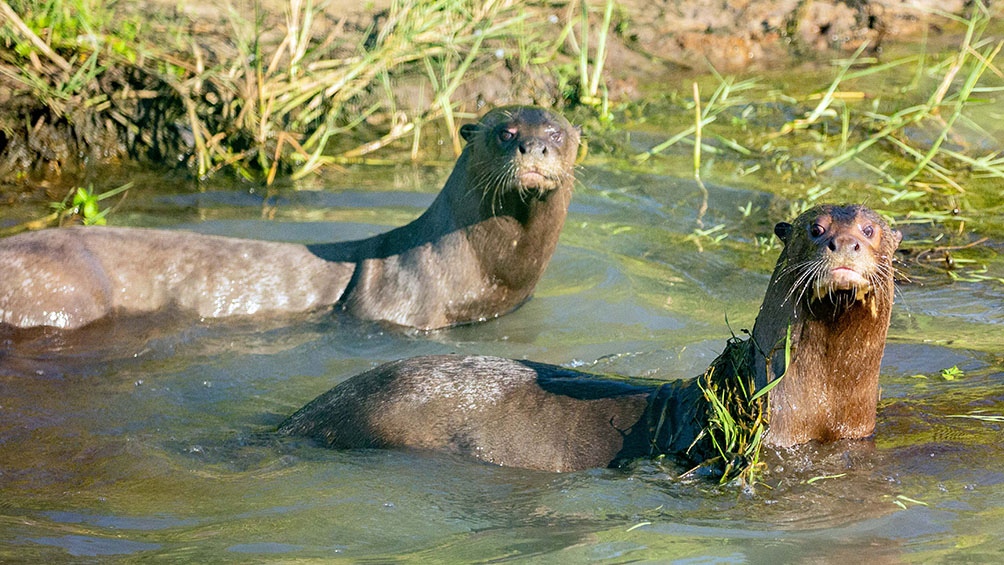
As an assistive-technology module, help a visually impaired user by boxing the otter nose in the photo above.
[828,233,862,253]
[519,138,547,156]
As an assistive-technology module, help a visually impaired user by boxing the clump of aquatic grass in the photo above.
[684,223,728,251]
[892,494,929,509]
[633,72,759,165]
[573,0,614,109]
[627,5,1003,286]
[538,0,614,121]
[169,0,537,182]
[634,75,758,244]
[142,0,624,183]
[53,183,132,226]
[694,325,789,485]
[810,5,1004,196]
[940,365,965,380]
[947,411,1004,423]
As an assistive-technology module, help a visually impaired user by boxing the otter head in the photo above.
[459,106,580,206]
[774,204,902,317]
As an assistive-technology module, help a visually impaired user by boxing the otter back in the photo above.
[277,355,705,473]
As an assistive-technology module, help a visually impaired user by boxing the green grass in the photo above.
[635,4,1004,208]
[0,0,613,186]
[609,3,1002,284]
[4,1,999,205]
[626,5,1000,194]
[691,324,790,486]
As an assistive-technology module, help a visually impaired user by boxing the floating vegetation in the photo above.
[946,411,1004,423]
[0,182,132,236]
[692,325,789,486]
[805,473,847,485]
[625,4,1003,286]
[892,494,929,509]
[940,365,966,381]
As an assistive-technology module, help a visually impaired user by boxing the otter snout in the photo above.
[827,232,863,254]
[518,137,548,157]
[822,233,872,292]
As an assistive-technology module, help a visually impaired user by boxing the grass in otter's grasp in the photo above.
[686,324,789,486]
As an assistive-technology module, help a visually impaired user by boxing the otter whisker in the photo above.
[777,257,820,281]
[782,257,826,307]
[475,166,514,216]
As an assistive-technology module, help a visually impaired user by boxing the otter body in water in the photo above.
[279,204,901,472]
[0,106,579,331]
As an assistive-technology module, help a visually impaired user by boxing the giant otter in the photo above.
[0,106,579,331]
[279,204,902,472]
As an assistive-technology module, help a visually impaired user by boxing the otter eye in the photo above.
[862,224,875,238]
[549,131,562,143]
[810,223,826,237]
[498,128,516,142]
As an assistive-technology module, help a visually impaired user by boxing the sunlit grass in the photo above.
[1,0,614,187]
[634,4,1003,216]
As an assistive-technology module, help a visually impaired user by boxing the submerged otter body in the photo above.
[279,355,705,472]
[0,106,579,331]
[279,204,901,472]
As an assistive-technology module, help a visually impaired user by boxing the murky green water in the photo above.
[1,150,1003,562]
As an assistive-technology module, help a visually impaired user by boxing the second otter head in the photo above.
[774,204,902,316]
[460,106,580,199]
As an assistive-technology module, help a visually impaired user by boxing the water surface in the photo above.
[1,158,1002,562]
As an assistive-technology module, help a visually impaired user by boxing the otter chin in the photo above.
[0,105,580,332]
[279,204,902,473]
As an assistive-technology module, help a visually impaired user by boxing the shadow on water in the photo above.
[1,158,1003,562]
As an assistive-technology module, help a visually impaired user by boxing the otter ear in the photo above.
[774,222,793,244]
[459,124,478,143]
[891,229,903,248]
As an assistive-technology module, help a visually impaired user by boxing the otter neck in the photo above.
[444,154,571,289]
[751,253,893,447]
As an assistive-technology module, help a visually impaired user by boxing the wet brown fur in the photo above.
[753,204,902,447]
[0,106,579,331]
[279,204,901,472]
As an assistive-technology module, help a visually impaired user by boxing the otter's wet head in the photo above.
[774,204,901,316]
[461,106,580,203]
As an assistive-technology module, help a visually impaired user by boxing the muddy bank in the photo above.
[0,0,990,198]
[619,0,972,71]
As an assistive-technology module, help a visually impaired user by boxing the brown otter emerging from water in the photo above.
[279,204,901,472]
[0,106,579,331]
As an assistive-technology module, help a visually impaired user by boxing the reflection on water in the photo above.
[1,161,1003,562]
